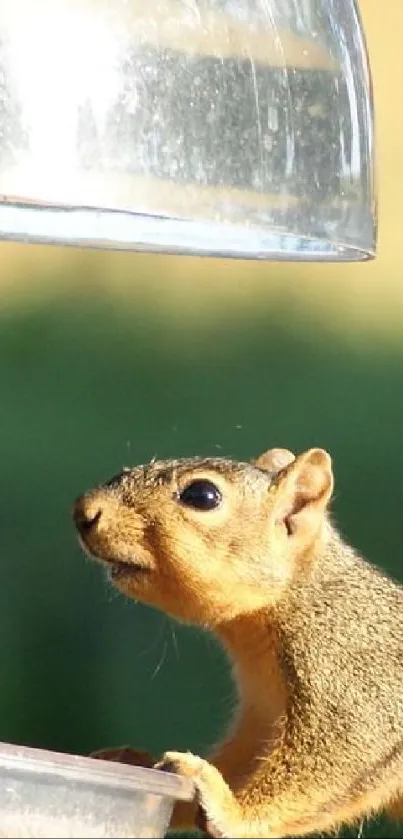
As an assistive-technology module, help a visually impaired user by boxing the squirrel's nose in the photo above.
[73,494,103,535]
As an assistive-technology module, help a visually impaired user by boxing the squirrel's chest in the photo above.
[232,653,289,733]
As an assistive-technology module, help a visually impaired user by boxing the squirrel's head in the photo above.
[73,447,333,626]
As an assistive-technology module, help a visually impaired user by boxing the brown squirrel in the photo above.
[73,447,403,838]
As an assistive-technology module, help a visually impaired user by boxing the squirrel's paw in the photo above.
[154,750,203,779]
[155,751,239,838]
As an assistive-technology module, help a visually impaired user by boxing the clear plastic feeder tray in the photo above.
[0,741,194,838]
[0,0,376,260]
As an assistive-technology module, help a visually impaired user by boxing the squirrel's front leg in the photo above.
[156,751,277,839]
[155,751,240,838]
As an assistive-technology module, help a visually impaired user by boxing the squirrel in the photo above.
[73,446,403,838]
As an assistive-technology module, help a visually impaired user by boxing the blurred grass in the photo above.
[1,1,403,837]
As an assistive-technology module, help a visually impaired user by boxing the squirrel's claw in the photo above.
[154,750,203,778]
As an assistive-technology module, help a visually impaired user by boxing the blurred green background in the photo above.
[1,1,403,836]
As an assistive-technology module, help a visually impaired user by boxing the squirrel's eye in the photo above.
[178,480,222,511]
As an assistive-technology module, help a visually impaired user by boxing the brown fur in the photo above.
[73,447,403,837]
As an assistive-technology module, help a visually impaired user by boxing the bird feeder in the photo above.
[0,0,376,260]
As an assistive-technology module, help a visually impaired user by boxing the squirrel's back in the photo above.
[278,530,403,790]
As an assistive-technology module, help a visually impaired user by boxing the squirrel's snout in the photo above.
[73,494,103,535]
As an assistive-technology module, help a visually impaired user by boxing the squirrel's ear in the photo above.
[274,448,333,538]
[254,448,295,473]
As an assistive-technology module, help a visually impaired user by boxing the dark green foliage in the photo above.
[1,277,402,838]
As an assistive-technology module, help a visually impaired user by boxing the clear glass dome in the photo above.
[0,0,376,260]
